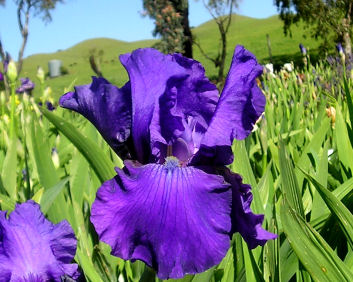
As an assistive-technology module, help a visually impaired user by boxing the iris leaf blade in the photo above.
[27,114,59,189]
[299,168,353,250]
[278,140,304,217]
[281,198,353,281]
[40,177,69,214]
[0,193,16,211]
[1,135,17,200]
[41,108,115,183]
[335,104,353,171]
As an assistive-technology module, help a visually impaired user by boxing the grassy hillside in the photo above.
[192,15,320,76]
[22,38,156,96]
[20,15,320,99]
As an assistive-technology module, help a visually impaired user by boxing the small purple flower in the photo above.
[60,46,276,279]
[299,43,307,55]
[0,71,3,81]
[16,77,35,94]
[39,101,56,111]
[0,200,79,281]
[46,101,55,111]
[336,43,344,54]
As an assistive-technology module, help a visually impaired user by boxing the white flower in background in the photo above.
[264,63,273,74]
[264,63,276,77]
[283,62,294,72]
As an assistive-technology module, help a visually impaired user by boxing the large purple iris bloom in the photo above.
[0,201,79,281]
[60,46,277,279]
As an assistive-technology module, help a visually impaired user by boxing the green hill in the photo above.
[20,15,320,99]
[193,15,320,75]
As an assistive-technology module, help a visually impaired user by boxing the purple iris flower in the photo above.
[60,46,277,279]
[16,77,35,94]
[0,200,79,281]
[299,43,307,55]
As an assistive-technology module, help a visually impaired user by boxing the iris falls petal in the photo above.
[91,160,232,279]
[222,169,277,249]
[0,201,79,281]
[60,77,133,159]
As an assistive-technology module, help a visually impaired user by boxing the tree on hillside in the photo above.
[0,0,63,75]
[194,0,239,82]
[275,0,353,56]
[143,0,193,58]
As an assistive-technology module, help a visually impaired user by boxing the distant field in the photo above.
[20,14,320,99]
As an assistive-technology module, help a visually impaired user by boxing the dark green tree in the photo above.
[143,0,193,58]
[0,0,63,75]
[275,0,353,55]
[195,0,239,82]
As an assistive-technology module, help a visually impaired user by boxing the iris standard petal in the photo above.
[149,76,193,163]
[172,54,219,129]
[222,169,277,249]
[194,45,265,165]
[0,200,79,281]
[120,48,187,163]
[59,77,133,160]
[91,160,232,279]
[149,55,220,163]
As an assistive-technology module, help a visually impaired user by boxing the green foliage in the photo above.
[15,0,63,22]
[143,0,192,56]
[275,0,353,54]
[195,0,239,80]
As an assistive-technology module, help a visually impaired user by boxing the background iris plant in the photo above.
[0,201,79,281]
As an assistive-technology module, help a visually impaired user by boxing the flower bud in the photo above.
[6,60,17,83]
[51,148,60,169]
[336,43,345,63]
[326,106,336,127]
[55,135,61,148]
[299,43,307,56]
[3,114,10,125]
[43,86,52,101]
[22,93,30,107]
[36,66,45,84]
[0,91,6,105]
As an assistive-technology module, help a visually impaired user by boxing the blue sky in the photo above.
[0,0,278,58]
